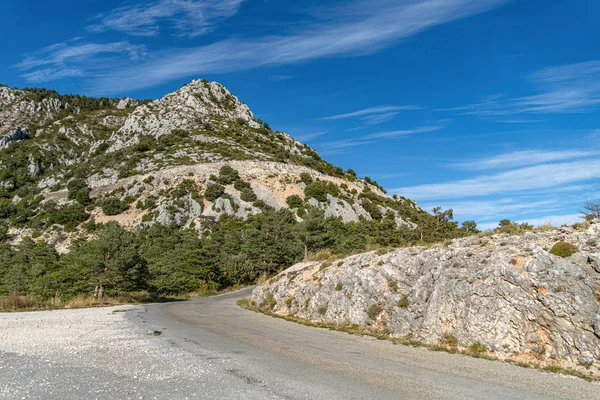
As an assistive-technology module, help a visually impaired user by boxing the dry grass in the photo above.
[535,223,557,232]
[306,249,335,261]
[256,273,269,285]
[0,285,249,313]
[0,295,42,311]
[0,293,142,312]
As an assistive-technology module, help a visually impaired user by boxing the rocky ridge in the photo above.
[251,220,600,375]
[1,81,421,251]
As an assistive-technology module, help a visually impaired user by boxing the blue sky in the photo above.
[2,0,599,229]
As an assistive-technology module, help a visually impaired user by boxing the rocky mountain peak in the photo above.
[0,79,436,255]
[108,79,260,152]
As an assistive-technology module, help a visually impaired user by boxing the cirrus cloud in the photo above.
[87,0,246,38]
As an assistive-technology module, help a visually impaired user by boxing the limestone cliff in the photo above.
[252,220,600,376]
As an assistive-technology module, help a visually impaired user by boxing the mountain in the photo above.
[0,80,432,249]
[0,80,470,302]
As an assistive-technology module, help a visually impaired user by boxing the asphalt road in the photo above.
[2,287,600,399]
[125,286,600,400]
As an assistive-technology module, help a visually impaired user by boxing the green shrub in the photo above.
[137,197,156,211]
[335,282,343,291]
[240,187,257,202]
[299,172,313,185]
[367,303,383,319]
[52,204,89,231]
[0,222,8,242]
[233,179,251,191]
[101,198,129,216]
[397,294,409,309]
[218,165,239,184]
[74,188,91,205]
[387,280,398,292]
[320,261,332,271]
[141,212,155,222]
[286,195,303,209]
[304,181,339,202]
[82,217,97,232]
[549,242,578,258]
[442,334,458,347]
[318,305,328,315]
[361,199,382,220]
[253,199,272,211]
[205,183,225,202]
[67,179,91,205]
[469,341,486,354]
[496,219,533,234]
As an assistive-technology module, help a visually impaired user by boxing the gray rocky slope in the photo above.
[1,80,419,250]
[252,220,600,375]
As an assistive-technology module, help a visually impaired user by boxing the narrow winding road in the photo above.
[126,287,600,400]
[2,287,600,399]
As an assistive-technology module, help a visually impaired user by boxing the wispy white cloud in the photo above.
[422,197,563,220]
[393,159,600,201]
[21,67,85,83]
[87,0,246,38]
[319,105,422,121]
[449,149,599,171]
[364,125,443,139]
[515,213,584,227]
[359,112,401,125]
[477,213,583,231]
[442,60,600,115]
[494,118,542,123]
[318,138,375,155]
[82,0,509,94]
[269,75,295,82]
[316,124,443,155]
[292,131,328,142]
[438,94,507,116]
[14,40,146,83]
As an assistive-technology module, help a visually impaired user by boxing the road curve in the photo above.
[129,286,600,400]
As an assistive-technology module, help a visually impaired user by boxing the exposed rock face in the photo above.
[308,196,369,223]
[252,221,600,372]
[154,194,203,227]
[0,128,29,150]
[0,87,64,138]
[108,80,261,152]
[116,97,135,109]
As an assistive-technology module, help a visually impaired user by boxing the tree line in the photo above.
[0,205,469,300]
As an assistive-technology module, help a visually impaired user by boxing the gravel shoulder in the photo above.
[1,288,600,399]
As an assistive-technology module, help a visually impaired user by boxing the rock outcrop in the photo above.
[108,80,261,152]
[252,221,600,374]
[0,127,29,150]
